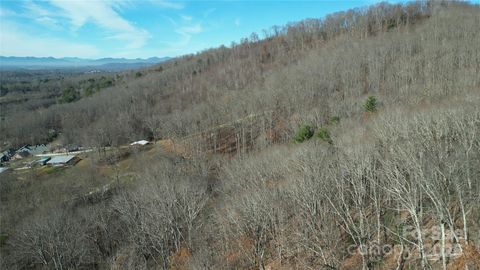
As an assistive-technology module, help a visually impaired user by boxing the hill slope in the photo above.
[1,1,480,269]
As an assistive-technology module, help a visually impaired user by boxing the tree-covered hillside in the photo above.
[1,1,479,269]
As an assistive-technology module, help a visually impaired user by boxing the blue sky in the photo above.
[0,0,475,59]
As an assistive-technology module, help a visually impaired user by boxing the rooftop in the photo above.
[130,140,150,146]
[47,155,76,164]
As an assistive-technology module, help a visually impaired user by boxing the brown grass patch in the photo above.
[169,247,191,270]
[448,245,480,270]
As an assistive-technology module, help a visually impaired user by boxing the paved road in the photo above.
[35,148,94,157]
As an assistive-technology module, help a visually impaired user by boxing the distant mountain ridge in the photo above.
[0,56,171,70]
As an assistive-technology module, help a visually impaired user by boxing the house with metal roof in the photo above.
[13,144,49,160]
[17,144,49,155]
[1,149,15,162]
[12,150,31,160]
[46,155,79,166]
[29,144,49,155]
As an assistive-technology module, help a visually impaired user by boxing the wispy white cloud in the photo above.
[234,18,241,27]
[156,13,205,56]
[168,14,204,43]
[0,0,200,57]
[27,3,59,28]
[181,15,192,21]
[47,0,150,48]
[35,16,62,30]
[150,0,184,10]
[176,24,203,35]
[175,13,204,36]
[23,1,53,18]
[0,7,18,17]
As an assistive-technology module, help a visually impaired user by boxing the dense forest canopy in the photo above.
[1,0,444,148]
[1,1,480,270]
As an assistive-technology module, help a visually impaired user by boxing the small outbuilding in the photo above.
[130,140,150,146]
[46,155,79,166]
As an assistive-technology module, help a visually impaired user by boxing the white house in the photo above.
[46,155,79,166]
